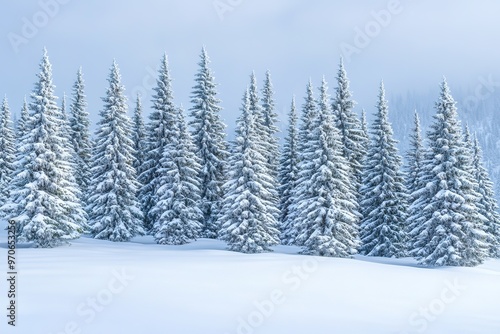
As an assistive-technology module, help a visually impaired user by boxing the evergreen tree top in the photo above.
[412,111,422,143]
[288,97,297,131]
[371,82,397,142]
[318,76,331,118]
[190,47,222,114]
[464,123,472,145]
[428,78,463,145]
[366,82,403,172]
[248,72,261,114]
[197,46,216,85]
[17,96,30,137]
[134,93,143,116]
[301,80,317,126]
[61,93,67,115]
[101,60,128,115]
[152,53,175,111]
[334,57,356,111]
[1,96,11,121]
[70,68,88,117]
[31,49,57,110]
[236,89,252,141]
[361,109,368,130]
[261,70,276,119]
[435,78,457,115]
[376,81,389,118]
[0,96,15,147]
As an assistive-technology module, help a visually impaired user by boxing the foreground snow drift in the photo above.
[0,229,499,334]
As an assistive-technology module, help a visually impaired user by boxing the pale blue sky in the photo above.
[1,0,500,134]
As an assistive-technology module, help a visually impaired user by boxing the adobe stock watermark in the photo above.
[47,268,134,334]
[7,0,72,54]
[398,278,467,334]
[461,74,500,111]
[225,257,320,334]
[339,0,404,63]
[213,0,244,21]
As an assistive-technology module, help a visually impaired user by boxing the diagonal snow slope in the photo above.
[0,225,499,334]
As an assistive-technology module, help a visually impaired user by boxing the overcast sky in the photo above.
[1,0,500,135]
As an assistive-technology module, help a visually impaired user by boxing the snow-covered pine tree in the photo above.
[87,61,144,241]
[60,94,74,155]
[189,47,228,238]
[410,79,487,266]
[69,68,92,203]
[360,109,369,150]
[405,111,427,253]
[405,111,424,198]
[57,93,88,232]
[463,123,472,145]
[3,49,84,247]
[261,70,280,179]
[294,78,359,257]
[248,72,266,149]
[278,98,299,232]
[61,93,67,116]
[249,72,280,217]
[139,53,178,232]
[0,97,16,209]
[4,98,31,219]
[332,58,366,186]
[218,89,280,253]
[471,134,500,258]
[16,97,30,138]
[150,107,202,245]
[282,81,318,245]
[359,82,407,258]
[132,93,147,173]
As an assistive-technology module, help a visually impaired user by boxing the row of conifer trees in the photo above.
[0,48,498,266]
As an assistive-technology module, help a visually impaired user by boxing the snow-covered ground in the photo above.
[0,224,499,334]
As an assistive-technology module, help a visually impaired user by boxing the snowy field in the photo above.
[1,223,499,334]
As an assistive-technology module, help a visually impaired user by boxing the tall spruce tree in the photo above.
[360,109,369,150]
[16,97,30,138]
[405,111,424,195]
[0,97,16,208]
[248,73,266,150]
[405,111,427,252]
[409,79,487,266]
[249,72,280,217]
[151,107,203,245]
[332,58,366,186]
[261,70,280,179]
[87,61,144,241]
[218,90,280,253]
[359,82,408,258]
[294,78,359,257]
[189,47,228,238]
[463,124,472,145]
[471,134,500,258]
[61,94,68,118]
[6,98,30,218]
[458,126,489,265]
[139,53,177,232]
[69,68,92,202]
[281,81,318,245]
[132,93,147,173]
[60,94,74,156]
[57,93,88,232]
[3,49,84,247]
[278,98,299,232]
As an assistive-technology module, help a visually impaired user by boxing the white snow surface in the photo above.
[0,222,499,334]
